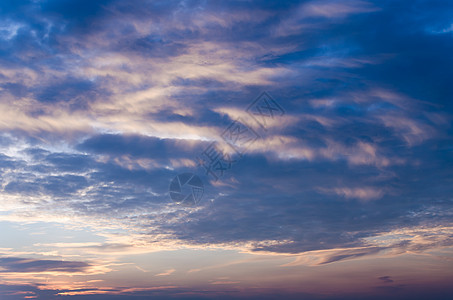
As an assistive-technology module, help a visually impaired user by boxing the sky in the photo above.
[0,0,452,299]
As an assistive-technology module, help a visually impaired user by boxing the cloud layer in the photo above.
[0,0,452,299]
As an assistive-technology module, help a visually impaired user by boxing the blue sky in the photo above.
[0,0,452,299]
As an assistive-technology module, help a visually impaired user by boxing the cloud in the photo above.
[0,257,91,273]
[0,0,453,298]
[301,0,378,19]
[378,276,394,283]
[377,114,436,146]
[317,247,383,264]
[324,186,386,201]
[273,0,379,37]
[155,268,175,276]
